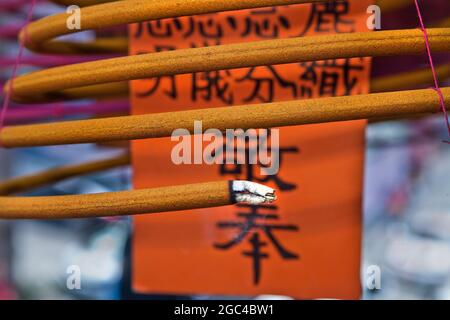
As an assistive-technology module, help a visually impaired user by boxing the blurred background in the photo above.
[0,0,449,300]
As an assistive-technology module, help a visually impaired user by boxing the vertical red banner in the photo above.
[130,1,372,299]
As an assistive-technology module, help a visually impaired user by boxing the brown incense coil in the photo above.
[0,153,277,219]
[51,0,412,11]
[24,0,324,54]
[7,28,450,103]
[51,0,413,12]
[371,63,450,93]
[51,0,115,7]
[0,154,130,196]
[43,0,416,54]
[44,62,450,101]
[0,180,277,219]
[0,181,236,219]
[1,0,448,219]
[1,87,449,148]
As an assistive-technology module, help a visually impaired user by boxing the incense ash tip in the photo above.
[231,180,277,205]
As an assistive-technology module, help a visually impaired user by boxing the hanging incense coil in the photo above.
[1,0,449,219]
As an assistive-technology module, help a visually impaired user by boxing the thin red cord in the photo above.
[413,0,450,144]
[0,0,37,139]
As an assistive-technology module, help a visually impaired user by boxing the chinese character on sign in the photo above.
[216,133,299,284]
[215,204,299,285]
[298,0,354,36]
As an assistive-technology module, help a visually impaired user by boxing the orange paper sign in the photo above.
[131,0,372,299]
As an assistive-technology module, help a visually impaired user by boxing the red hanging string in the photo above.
[0,0,37,141]
[413,0,450,144]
